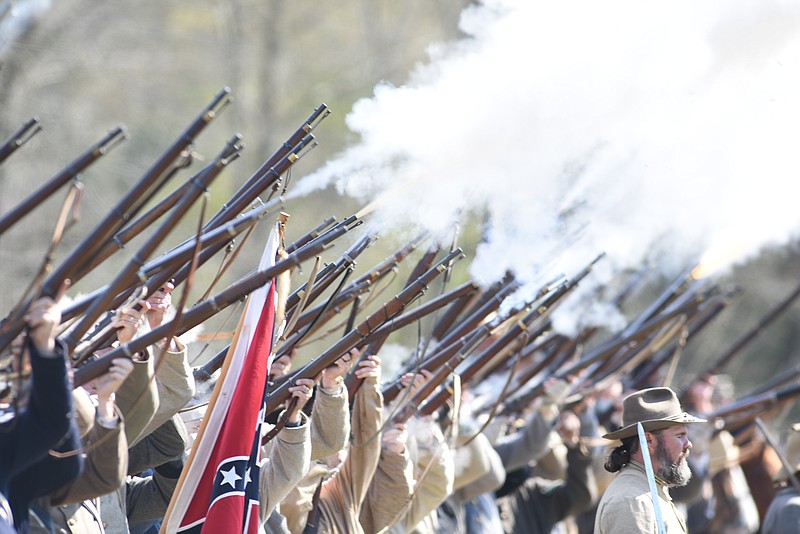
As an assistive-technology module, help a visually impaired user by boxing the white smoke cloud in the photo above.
[293,0,800,332]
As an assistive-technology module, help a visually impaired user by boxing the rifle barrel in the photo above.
[0,126,127,236]
[0,117,42,165]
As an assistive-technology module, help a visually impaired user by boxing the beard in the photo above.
[655,437,692,487]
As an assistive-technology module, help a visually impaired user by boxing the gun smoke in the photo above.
[292,0,800,334]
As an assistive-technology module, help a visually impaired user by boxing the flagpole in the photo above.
[637,422,667,534]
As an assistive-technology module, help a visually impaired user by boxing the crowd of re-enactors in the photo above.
[2,287,800,534]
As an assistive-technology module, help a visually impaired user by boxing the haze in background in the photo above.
[294,0,800,333]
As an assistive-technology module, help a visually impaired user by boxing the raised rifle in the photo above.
[0,88,232,354]
[285,216,337,254]
[75,151,194,275]
[264,248,464,414]
[0,126,127,236]
[499,283,716,415]
[70,129,317,356]
[72,216,359,387]
[64,135,243,357]
[414,261,600,419]
[280,234,424,343]
[344,280,480,400]
[700,279,800,377]
[203,104,329,232]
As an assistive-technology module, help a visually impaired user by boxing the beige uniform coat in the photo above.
[594,461,686,534]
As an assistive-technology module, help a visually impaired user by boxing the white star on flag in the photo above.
[220,466,242,489]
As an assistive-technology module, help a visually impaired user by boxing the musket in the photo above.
[203,104,329,232]
[748,361,800,397]
[0,117,42,165]
[628,286,740,390]
[403,243,441,288]
[64,135,243,356]
[472,254,605,382]
[621,266,697,338]
[282,231,376,324]
[701,280,800,377]
[282,234,423,339]
[0,89,232,354]
[706,382,800,422]
[344,280,480,400]
[382,277,566,409]
[285,216,337,254]
[577,280,719,388]
[415,273,590,419]
[427,275,520,357]
[72,217,358,387]
[193,345,228,383]
[44,88,232,297]
[264,248,464,414]
[428,284,482,342]
[73,130,317,354]
[500,284,717,414]
[0,126,127,236]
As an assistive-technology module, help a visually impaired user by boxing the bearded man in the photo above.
[594,387,706,533]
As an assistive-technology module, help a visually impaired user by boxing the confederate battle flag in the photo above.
[161,222,282,533]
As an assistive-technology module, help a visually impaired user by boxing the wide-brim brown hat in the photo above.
[603,386,706,440]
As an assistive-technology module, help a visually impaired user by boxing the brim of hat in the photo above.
[603,413,706,440]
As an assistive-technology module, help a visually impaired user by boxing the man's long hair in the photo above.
[604,435,640,473]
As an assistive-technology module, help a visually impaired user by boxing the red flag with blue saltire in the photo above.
[162,222,282,534]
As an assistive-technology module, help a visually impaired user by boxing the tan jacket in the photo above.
[360,439,414,533]
[31,410,127,534]
[281,375,383,534]
[594,461,686,534]
[259,412,311,523]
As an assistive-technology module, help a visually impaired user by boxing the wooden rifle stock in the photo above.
[265,248,464,414]
[0,125,127,236]
[72,219,355,387]
[0,117,42,165]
